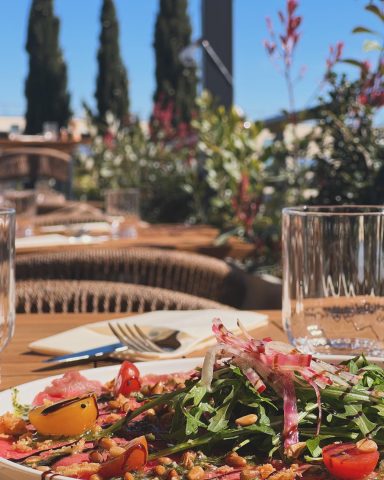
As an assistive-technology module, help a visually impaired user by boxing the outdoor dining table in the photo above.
[16,224,256,260]
[0,310,284,391]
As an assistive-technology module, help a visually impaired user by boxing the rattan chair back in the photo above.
[0,148,72,196]
[16,280,228,314]
[16,248,245,307]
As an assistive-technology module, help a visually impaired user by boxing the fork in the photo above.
[108,322,181,352]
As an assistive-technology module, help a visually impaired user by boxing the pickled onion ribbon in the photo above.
[202,318,361,449]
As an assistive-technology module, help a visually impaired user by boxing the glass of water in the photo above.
[282,206,384,356]
[2,190,37,237]
[0,208,15,385]
[105,188,140,238]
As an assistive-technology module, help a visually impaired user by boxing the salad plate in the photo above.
[2,321,384,480]
[0,358,203,480]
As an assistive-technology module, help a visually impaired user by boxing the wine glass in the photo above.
[0,208,16,386]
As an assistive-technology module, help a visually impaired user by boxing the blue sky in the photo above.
[0,0,381,122]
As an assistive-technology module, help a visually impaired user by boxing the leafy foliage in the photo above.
[74,114,194,223]
[152,0,197,130]
[308,0,384,205]
[95,0,129,125]
[309,74,384,205]
[102,356,384,462]
[24,0,71,134]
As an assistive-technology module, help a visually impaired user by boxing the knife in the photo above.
[44,342,128,364]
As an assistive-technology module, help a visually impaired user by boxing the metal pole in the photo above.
[202,0,233,108]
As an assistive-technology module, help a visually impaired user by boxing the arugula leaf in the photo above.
[306,437,322,457]
[11,388,30,419]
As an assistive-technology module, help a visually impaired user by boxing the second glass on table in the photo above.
[2,190,37,237]
[283,206,384,356]
[0,208,15,386]
[105,188,140,238]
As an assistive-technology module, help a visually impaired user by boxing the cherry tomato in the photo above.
[29,394,98,437]
[322,442,379,480]
[114,361,141,396]
[98,435,148,478]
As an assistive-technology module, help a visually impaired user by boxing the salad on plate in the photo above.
[1,319,384,480]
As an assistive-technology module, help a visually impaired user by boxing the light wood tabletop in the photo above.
[1,311,284,391]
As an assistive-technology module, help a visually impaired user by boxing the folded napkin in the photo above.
[39,222,112,234]
[16,234,108,250]
[29,309,269,361]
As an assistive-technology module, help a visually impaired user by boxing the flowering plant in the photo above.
[308,1,384,205]
[187,92,281,268]
[74,113,194,222]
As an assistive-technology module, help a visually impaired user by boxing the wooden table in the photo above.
[1,311,284,391]
[0,138,87,154]
[16,224,256,261]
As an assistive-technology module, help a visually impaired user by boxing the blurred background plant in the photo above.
[308,2,384,205]
[74,0,383,273]
[74,112,194,223]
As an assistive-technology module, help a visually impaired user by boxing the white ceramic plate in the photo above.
[1,354,383,480]
[0,357,203,480]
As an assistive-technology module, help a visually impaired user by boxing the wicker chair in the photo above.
[16,248,245,307]
[16,280,228,314]
[0,147,72,197]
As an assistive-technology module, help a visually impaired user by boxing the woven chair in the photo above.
[0,147,72,197]
[16,280,228,314]
[16,248,245,307]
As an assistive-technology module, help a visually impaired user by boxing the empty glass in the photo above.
[105,188,140,238]
[0,208,15,385]
[43,121,59,141]
[282,206,384,356]
[2,190,37,237]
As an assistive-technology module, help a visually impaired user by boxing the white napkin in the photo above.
[39,222,112,234]
[29,309,269,360]
[16,234,108,250]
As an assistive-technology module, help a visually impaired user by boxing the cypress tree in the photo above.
[25,0,71,134]
[95,0,129,124]
[153,0,197,128]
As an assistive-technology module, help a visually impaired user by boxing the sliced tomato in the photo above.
[98,435,148,478]
[322,442,379,480]
[114,361,141,396]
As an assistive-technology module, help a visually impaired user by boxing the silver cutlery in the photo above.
[108,322,181,352]
[43,342,128,364]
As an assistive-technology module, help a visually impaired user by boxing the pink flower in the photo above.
[103,130,115,148]
[326,41,344,71]
[358,62,384,108]
[263,0,302,70]
[263,39,276,56]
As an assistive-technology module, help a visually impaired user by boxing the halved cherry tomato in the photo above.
[322,442,379,480]
[98,435,148,478]
[29,393,99,437]
[114,361,141,396]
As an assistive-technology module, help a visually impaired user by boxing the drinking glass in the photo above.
[43,121,59,141]
[0,208,15,385]
[3,190,37,237]
[105,188,140,238]
[282,206,384,356]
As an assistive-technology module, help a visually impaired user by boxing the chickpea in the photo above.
[224,452,247,467]
[186,466,205,480]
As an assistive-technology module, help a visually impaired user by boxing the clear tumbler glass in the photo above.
[282,206,384,356]
[105,188,140,238]
[0,208,15,385]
